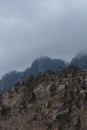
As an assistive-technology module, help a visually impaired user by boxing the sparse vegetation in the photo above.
[0,66,87,130]
[76,116,81,130]
[1,105,11,121]
[50,84,56,97]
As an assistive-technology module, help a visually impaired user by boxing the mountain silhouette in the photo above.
[0,56,66,90]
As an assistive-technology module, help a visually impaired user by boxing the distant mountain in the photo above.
[29,56,66,75]
[0,71,23,90]
[0,56,66,90]
[70,53,87,69]
[2,53,87,91]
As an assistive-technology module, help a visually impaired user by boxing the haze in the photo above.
[0,0,87,76]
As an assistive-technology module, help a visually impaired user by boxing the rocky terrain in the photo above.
[0,66,87,130]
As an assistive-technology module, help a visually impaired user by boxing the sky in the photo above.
[0,0,87,76]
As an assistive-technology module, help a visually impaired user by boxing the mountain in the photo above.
[0,66,87,130]
[29,56,66,75]
[70,53,87,69]
[1,53,87,91]
[0,71,24,91]
[0,56,66,90]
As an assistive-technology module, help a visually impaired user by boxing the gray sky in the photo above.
[0,0,87,77]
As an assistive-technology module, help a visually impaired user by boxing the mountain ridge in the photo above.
[0,56,66,90]
[0,66,87,130]
[1,53,87,90]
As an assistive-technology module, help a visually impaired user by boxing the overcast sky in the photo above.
[0,0,87,76]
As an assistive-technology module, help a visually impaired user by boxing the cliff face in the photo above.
[0,66,87,130]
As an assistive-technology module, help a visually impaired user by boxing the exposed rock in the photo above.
[0,66,87,130]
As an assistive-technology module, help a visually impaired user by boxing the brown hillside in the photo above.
[0,66,87,130]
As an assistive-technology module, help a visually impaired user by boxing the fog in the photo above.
[0,0,87,76]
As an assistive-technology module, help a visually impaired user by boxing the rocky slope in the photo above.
[0,66,87,130]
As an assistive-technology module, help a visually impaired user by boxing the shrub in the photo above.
[50,85,56,97]
[1,105,11,121]
[76,116,81,130]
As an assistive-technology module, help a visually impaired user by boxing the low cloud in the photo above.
[0,0,87,76]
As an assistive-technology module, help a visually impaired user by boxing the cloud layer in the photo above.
[0,0,87,76]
